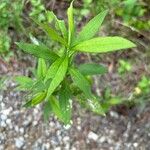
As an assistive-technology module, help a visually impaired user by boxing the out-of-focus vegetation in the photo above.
[0,0,150,118]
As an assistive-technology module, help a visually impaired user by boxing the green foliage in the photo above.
[118,59,132,75]
[0,0,24,56]
[16,2,136,124]
[29,0,45,22]
[78,63,107,76]
[115,0,149,30]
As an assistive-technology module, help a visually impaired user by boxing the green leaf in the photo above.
[23,92,46,108]
[77,95,105,115]
[67,1,74,46]
[44,57,63,82]
[43,100,52,122]
[48,11,68,40]
[46,57,68,99]
[49,96,63,121]
[37,58,47,78]
[57,20,68,40]
[16,42,59,62]
[78,63,107,76]
[32,18,66,45]
[74,10,108,45]
[41,23,67,45]
[69,68,93,98]
[59,82,72,124]
[15,76,33,90]
[86,98,105,115]
[73,37,136,53]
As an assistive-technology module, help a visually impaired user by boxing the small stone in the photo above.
[0,121,6,127]
[63,136,70,143]
[71,146,76,150]
[110,111,119,119]
[88,131,99,141]
[77,125,81,131]
[133,143,138,147]
[23,116,32,127]
[44,143,50,149]
[15,137,25,149]
[1,103,5,109]
[99,136,106,143]
[19,128,24,134]
[0,114,7,121]
[14,126,19,132]
[49,122,55,128]
[0,145,4,150]
[6,118,11,125]
[0,95,3,102]
[55,147,61,150]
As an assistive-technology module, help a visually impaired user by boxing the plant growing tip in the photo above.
[16,2,136,125]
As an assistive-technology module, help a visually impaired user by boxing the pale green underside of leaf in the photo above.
[16,42,59,61]
[15,76,34,90]
[37,58,47,79]
[73,37,136,53]
[74,10,108,45]
[43,100,52,122]
[69,68,93,99]
[23,92,46,108]
[46,57,68,99]
[78,63,107,76]
[49,96,63,121]
[59,83,72,124]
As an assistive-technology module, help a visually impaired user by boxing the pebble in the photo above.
[0,103,5,110]
[0,114,7,121]
[99,136,106,143]
[19,127,25,134]
[133,142,138,147]
[55,147,61,150]
[110,111,119,119]
[0,121,7,127]
[88,131,99,141]
[0,95,3,102]
[63,136,70,143]
[15,137,25,149]
[23,116,32,127]
[6,118,11,125]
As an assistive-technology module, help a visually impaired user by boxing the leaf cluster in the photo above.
[16,1,136,124]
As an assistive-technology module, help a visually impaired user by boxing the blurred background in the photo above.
[0,0,150,149]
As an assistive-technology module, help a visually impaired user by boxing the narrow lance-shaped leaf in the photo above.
[49,96,63,121]
[69,68,93,99]
[16,42,59,62]
[15,76,34,90]
[41,23,67,45]
[57,20,68,40]
[46,57,68,99]
[37,58,47,79]
[23,92,46,108]
[59,82,72,124]
[32,18,67,45]
[67,1,74,46]
[78,63,108,76]
[46,11,67,40]
[73,37,136,53]
[44,58,63,82]
[74,10,108,45]
[43,100,52,122]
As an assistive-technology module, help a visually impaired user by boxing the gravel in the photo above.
[0,79,150,150]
